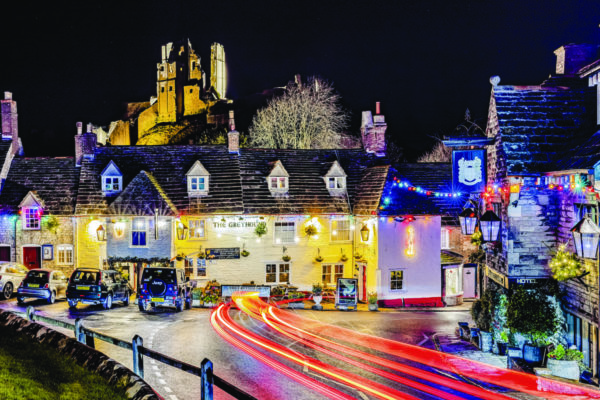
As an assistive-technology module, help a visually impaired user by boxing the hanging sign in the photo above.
[335,278,358,309]
[205,248,240,259]
[452,149,486,194]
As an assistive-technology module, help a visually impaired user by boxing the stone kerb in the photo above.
[0,311,160,400]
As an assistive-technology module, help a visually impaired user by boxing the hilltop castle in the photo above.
[108,39,229,146]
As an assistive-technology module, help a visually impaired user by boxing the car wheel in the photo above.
[48,291,56,304]
[2,283,13,300]
[17,296,25,305]
[68,299,78,309]
[103,293,113,310]
[123,291,130,306]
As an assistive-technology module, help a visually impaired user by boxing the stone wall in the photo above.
[0,311,159,400]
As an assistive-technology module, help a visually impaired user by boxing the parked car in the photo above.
[66,268,131,310]
[0,262,29,300]
[138,267,192,312]
[17,269,69,304]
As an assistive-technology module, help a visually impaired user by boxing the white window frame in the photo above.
[130,217,148,247]
[274,221,295,244]
[188,219,206,240]
[390,269,404,291]
[57,244,74,265]
[22,207,41,230]
[441,228,450,250]
[322,263,344,285]
[265,262,290,284]
[330,218,351,242]
[269,176,288,191]
[103,176,122,193]
[187,176,209,194]
[327,176,346,190]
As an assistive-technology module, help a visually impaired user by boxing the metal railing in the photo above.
[17,307,256,400]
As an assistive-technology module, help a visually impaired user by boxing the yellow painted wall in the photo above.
[75,217,106,269]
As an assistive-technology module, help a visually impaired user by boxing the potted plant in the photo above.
[241,244,250,257]
[340,249,348,262]
[202,292,220,308]
[270,286,285,301]
[547,344,583,381]
[471,289,494,352]
[287,291,305,309]
[312,283,323,310]
[175,252,186,261]
[255,222,267,237]
[368,291,378,311]
[315,248,324,263]
[496,331,509,356]
[191,288,203,307]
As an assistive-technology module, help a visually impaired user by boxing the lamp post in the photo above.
[571,216,600,259]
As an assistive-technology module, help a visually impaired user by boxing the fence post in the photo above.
[200,358,214,400]
[132,334,144,379]
[25,306,35,322]
[74,318,86,344]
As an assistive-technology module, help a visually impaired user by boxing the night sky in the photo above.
[2,1,600,160]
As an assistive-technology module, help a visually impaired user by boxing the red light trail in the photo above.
[211,292,600,400]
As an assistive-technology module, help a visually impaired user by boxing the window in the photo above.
[274,221,295,244]
[188,176,207,192]
[268,160,290,194]
[196,258,206,278]
[270,177,288,190]
[103,177,121,192]
[131,217,147,247]
[101,161,123,196]
[265,262,290,284]
[441,228,450,250]
[575,203,598,223]
[186,160,210,196]
[57,245,73,265]
[328,177,345,189]
[331,218,350,241]
[390,270,404,290]
[189,219,206,239]
[322,264,344,285]
[23,207,41,230]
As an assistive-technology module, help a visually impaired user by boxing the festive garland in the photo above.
[549,245,588,281]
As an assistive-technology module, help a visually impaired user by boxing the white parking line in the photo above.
[164,387,173,393]
[158,379,166,385]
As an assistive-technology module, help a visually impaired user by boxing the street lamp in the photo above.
[96,224,106,241]
[459,207,478,235]
[571,216,600,259]
[479,210,501,242]
[360,224,370,242]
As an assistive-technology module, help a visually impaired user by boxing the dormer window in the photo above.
[324,161,347,196]
[186,160,210,196]
[101,161,123,196]
[268,160,289,195]
[19,191,44,231]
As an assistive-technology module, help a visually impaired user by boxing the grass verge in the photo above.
[0,325,129,400]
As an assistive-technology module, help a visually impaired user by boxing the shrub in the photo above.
[507,286,556,337]
[368,291,377,305]
[192,288,204,300]
[471,289,494,331]
[312,283,323,295]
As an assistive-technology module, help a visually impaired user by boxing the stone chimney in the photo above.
[554,44,598,76]
[75,122,97,166]
[1,91,20,154]
[227,110,239,154]
[360,102,387,157]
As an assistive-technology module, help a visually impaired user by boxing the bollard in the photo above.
[132,335,144,379]
[25,306,35,322]
[200,358,214,400]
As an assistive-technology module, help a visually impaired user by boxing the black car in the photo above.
[66,269,131,309]
[138,267,191,312]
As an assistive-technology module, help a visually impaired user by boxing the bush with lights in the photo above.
[549,244,587,281]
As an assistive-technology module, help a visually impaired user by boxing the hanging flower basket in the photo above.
[255,222,267,237]
[305,225,317,237]
[282,255,291,262]
[241,249,250,257]
[354,252,363,260]
[315,256,324,262]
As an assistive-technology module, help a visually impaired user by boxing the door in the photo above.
[357,263,367,302]
[463,264,477,298]
[0,246,10,262]
[22,247,41,270]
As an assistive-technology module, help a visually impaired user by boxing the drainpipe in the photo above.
[13,214,18,262]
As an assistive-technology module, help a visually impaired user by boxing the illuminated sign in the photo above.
[405,226,415,257]
[485,266,508,288]
[452,150,486,194]
[336,278,358,309]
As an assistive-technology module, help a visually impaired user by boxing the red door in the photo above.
[23,247,40,270]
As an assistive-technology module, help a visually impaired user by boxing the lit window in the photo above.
[328,177,345,189]
[101,161,123,196]
[23,207,41,230]
[265,263,290,284]
[131,218,147,247]
[188,176,208,193]
[189,219,205,239]
[322,264,344,285]
[441,228,450,250]
[390,270,404,290]
[270,177,288,190]
[331,218,350,241]
[103,177,121,192]
[274,222,295,244]
[57,245,74,265]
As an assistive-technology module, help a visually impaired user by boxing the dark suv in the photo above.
[138,267,191,312]
[66,268,131,310]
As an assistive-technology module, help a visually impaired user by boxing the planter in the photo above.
[479,331,493,352]
[507,346,522,358]
[497,342,508,356]
[312,295,323,310]
[469,328,480,345]
[523,343,546,367]
[288,302,305,310]
[547,358,580,381]
[368,303,378,311]
[458,322,470,340]
[192,299,201,307]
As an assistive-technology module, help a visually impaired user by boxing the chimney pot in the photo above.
[376,102,380,115]
[76,122,83,135]
[4,92,12,100]
[86,123,93,133]
[228,110,236,131]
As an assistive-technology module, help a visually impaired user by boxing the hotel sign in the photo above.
[452,149,486,194]
[485,266,508,288]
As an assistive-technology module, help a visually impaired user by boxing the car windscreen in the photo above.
[70,271,99,284]
[141,269,176,284]
[24,270,49,284]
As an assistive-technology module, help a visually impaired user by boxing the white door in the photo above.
[463,265,477,298]
[357,263,367,302]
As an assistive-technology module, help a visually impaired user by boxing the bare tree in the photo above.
[249,77,349,149]
[417,140,452,163]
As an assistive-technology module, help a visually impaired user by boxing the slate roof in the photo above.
[492,84,596,174]
[379,163,462,225]
[0,141,11,177]
[239,149,388,215]
[554,129,600,170]
[108,171,179,216]
[0,157,79,215]
[76,145,243,216]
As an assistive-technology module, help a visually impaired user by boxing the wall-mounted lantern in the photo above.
[176,221,188,241]
[479,210,501,242]
[571,216,600,259]
[459,207,478,235]
[360,224,370,242]
[96,224,106,241]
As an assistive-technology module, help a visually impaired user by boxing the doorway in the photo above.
[463,263,478,298]
[356,262,367,302]
[0,246,10,262]
[23,246,41,269]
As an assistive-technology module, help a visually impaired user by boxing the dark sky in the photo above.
[2,1,600,160]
